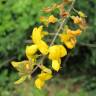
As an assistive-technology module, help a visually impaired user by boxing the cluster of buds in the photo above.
[11,0,87,89]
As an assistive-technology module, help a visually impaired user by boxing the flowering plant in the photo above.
[11,0,87,89]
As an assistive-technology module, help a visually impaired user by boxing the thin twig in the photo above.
[31,55,45,74]
[0,56,16,68]
[78,43,96,48]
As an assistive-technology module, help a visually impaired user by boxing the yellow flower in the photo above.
[52,59,61,71]
[31,26,43,44]
[48,15,57,23]
[71,16,86,29]
[35,78,45,89]
[11,61,22,68]
[11,61,28,71]
[49,46,60,60]
[59,34,76,49]
[49,45,67,60]
[31,26,49,55]
[40,15,57,26]
[59,34,70,42]
[11,60,34,73]
[67,29,82,36]
[41,66,52,74]
[26,45,37,59]
[71,16,83,24]
[35,72,52,89]
[35,66,52,89]
[59,28,81,49]
[64,39,76,49]
[59,45,67,57]
[38,72,52,81]
[48,45,67,71]
[37,40,49,55]
[11,61,34,84]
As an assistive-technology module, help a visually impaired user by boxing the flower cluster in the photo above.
[59,28,81,49]
[40,15,57,26]
[11,0,86,89]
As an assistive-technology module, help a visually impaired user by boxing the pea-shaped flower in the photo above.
[31,26,49,55]
[35,66,52,89]
[59,29,81,49]
[49,45,67,71]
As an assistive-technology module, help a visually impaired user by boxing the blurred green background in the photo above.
[0,0,96,96]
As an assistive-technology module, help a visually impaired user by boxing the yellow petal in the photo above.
[48,15,57,23]
[11,61,21,68]
[49,45,67,60]
[59,34,70,43]
[14,75,27,84]
[26,45,37,59]
[49,45,61,60]
[65,41,75,49]
[41,66,52,74]
[70,37,77,45]
[71,16,82,24]
[11,60,34,72]
[11,61,28,69]
[38,73,52,81]
[37,40,49,55]
[52,59,61,71]
[35,78,45,89]
[59,33,77,49]
[32,26,43,44]
[67,29,82,36]
[59,45,67,57]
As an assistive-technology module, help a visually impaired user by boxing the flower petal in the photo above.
[35,78,45,89]
[52,59,61,71]
[59,45,67,57]
[11,61,28,71]
[38,73,52,81]
[41,66,52,74]
[26,45,37,59]
[48,15,57,23]
[32,26,43,44]
[49,45,60,60]
[65,41,75,49]
[37,40,49,55]
[49,45,67,60]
